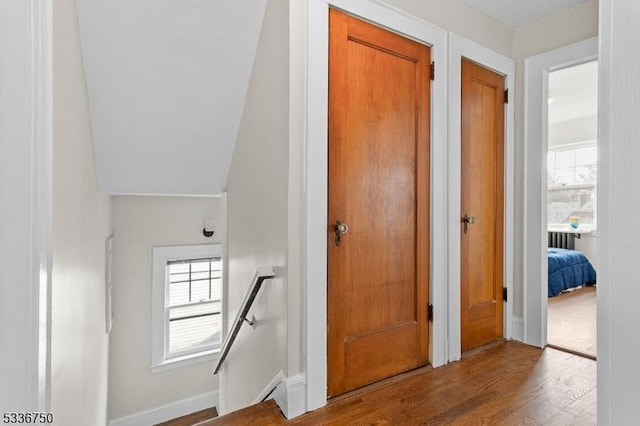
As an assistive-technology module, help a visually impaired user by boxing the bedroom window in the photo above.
[150,244,222,373]
[547,143,597,228]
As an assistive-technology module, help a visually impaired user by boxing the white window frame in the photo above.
[150,244,221,373]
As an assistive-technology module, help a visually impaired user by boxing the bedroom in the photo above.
[546,60,598,359]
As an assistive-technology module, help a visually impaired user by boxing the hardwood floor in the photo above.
[157,407,217,426]
[547,285,597,359]
[200,341,596,425]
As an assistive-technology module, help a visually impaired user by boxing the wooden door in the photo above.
[327,9,431,397]
[460,58,505,352]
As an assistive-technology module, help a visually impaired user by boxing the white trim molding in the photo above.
[252,370,287,406]
[108,390,219,426]
[447,33,515,362]
[244,370,306,419]
[274,373,306,420]
[523,37,597,348]
[218,192,229,414]
[305,0,448,412]
[0,0,53,411]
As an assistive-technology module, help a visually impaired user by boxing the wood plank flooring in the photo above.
[547,285,597,359]
[200,341,596,425]
[157,407,217,426]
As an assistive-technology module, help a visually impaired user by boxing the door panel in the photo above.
[461,58,505,352]
[328,9,430,396]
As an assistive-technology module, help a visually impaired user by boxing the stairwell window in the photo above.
[150,244,222,373]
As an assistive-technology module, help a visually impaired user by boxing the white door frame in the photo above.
[523,37,597,347]
[447,33,515,362]
[0,0,53,411]
[305,0,447,411]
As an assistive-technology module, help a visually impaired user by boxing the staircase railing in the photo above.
[213,266,275,374]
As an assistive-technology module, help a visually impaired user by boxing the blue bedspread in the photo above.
[548,248,597,297]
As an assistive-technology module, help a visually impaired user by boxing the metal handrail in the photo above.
[213,266,275,374]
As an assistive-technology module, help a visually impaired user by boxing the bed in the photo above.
[548,247,597,297]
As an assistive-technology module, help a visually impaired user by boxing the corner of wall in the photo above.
[273,374,306,420]
[511,316,524,342]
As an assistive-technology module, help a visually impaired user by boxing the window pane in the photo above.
[169,272,190,284]
[191,271,210,282]
[190,260,211,272]
[554,167,574,186]
[210,278,221,300]
[548,187,596,225]
[576,146,597,166]
[168,303,221,355]
[169,263,189,274]
[169,282,189,306]
[169,301,220,320]
[547,151,556,170]
[192,279,211,302]
[576,165,597,184]
[555,150,575,168]
[164,256,222,357]
[210,259,222,271]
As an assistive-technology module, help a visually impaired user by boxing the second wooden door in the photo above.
[460,58,505,352]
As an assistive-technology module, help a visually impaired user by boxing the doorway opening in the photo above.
[545,60,598,359]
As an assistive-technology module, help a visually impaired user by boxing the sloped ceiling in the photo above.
[76,0,267,195]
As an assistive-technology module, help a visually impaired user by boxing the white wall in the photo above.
[383,0,512,57]
[513,1,598,60]
[108,196,222,420]
[598,1,640,423]
[0,0,52,412]
[512,0,598,317]
[50,0,112,423]
[575,233,597,270]
[221,0,289,414]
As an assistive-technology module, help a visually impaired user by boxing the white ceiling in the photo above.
[548,60,598,124]
[548,61,598,147]
[463,0,590,28]
[76,0,267,195]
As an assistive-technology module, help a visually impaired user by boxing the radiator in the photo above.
[548,231,577,250]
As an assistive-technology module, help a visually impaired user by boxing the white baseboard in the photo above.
[511,316,524,342]
[251,370,287,406]
[221,370,306,420]
[273,373,306,419]
[108,390,219,426]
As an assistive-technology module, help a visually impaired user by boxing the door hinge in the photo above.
[504,89,509,104]
[430,61,435,81]
[502,287,508,302]
[428,304,434,322]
